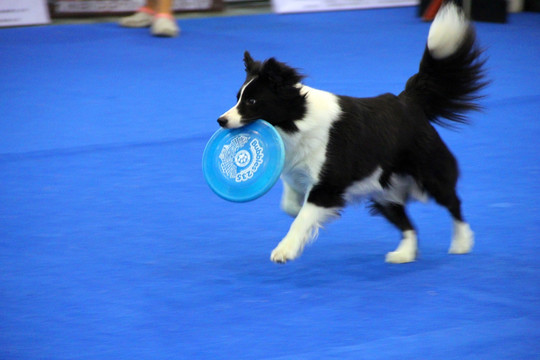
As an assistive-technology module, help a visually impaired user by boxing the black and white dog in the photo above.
[217,3,486,264]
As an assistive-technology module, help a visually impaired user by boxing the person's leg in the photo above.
[151,0,180,37]
[155,0,173,14]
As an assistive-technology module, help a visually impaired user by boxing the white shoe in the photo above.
[119,8,154,28]
[151,14,180,37]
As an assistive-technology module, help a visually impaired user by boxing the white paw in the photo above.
[448,242,471,254]
[449,222,474,254]
[385,230,417,264]
[385,249,416,264]
[270,241,300,264]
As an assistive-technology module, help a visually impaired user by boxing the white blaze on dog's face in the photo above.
[217,77,259,129]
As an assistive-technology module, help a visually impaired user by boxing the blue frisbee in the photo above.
[202,120,285,202]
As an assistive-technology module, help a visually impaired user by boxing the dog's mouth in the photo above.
[217,116,260,129]
[239,117,260,127]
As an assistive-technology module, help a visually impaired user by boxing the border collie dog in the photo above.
[217,3,487,264]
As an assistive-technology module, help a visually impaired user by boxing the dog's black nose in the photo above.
[217,117,228,127]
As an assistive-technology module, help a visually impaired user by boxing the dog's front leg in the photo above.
[271,202,338,263]
[280,180,305,217]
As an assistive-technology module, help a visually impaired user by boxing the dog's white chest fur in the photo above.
[277,85,341,194]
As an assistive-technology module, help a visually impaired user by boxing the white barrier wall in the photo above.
[0,0,50,27]
[272,0,418,14]
[52,0,221,15]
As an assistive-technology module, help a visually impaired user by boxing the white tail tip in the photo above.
[427,3,469,59]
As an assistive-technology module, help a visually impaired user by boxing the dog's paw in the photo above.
[385,250,416,264]
[449,222,474,254]
[385,230,417,264]
[270,241,300,264]
[448,243,471,254]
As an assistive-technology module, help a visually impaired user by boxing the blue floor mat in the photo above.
[1,7,539,360]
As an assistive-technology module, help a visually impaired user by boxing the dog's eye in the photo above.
[246,98,257,105]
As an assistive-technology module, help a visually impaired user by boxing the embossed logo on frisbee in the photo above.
[218,134,264,183]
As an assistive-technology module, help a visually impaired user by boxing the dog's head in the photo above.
[217,51,306,132]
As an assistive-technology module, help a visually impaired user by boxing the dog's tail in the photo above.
[403,2,487,128]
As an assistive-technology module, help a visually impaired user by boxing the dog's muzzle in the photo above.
[217,116,228,128]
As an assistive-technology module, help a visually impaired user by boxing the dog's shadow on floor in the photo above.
[229,245,449,288]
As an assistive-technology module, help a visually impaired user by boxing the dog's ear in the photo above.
[260,58,304,87]
[244,51,257,75]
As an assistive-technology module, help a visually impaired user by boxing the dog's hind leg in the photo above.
[449,218,474,254]
[438,191,474,255]
[372,202,418,263]
[424,178,474,255]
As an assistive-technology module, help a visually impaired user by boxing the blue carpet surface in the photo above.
[1,7,539,360]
